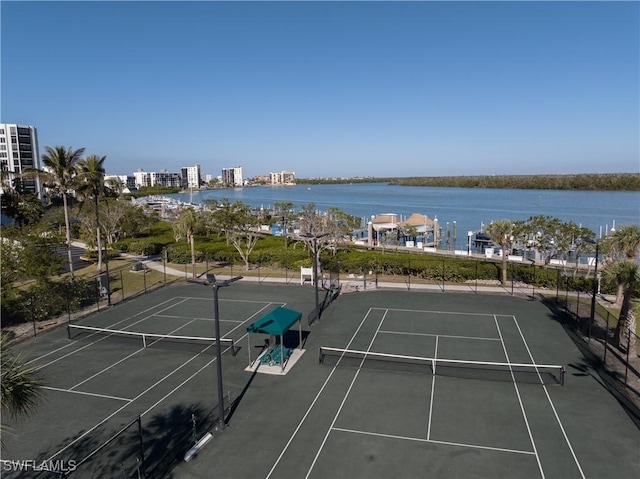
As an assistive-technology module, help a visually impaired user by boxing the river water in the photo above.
[168,183,639,240]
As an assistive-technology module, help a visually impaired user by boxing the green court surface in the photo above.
[2,283,638,479]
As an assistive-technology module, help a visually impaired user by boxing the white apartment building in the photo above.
[133,169,181,188]
[270,170,296,185]
[0,123,42,199]
[222,166,243,187]
[181,165,201,189]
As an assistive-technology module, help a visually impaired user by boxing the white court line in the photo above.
[494,315,545,479]
[372,307,500,317]
[45,334,215,463]
[333,427,536,456]
[379,330,501,341]
[25,296,186,366]
[69,317,201,391]
[265,308,380,479]
[30,298,191,370]
[427,335,438,440]
[154,314,245,323]
[511,315,586,479]
[42,386,131,402]
[303,310,389,479]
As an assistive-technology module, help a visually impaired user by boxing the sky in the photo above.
[1,1,639,179]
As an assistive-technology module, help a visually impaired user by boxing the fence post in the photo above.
[475,261,478,294]
[603,311,610,363]
[511,263,514,296]
[31,294,37,338]
[625,331,631,384]
[407,257,411,291]
[143,265,147,293]
[442,259,445,292]
[120,270,125,301]
[532,264,536,299]
[137,415,146,475]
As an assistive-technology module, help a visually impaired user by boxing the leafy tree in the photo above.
[485,220,514,285]
[35,146,85,280]
[76,155,107,272]
[227,202,260,270]
[1,333,44,443]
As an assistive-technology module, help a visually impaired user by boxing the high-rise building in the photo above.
[181,165,201,189]
[133,169,181,188]
[269,170,296,185]
[0,123,42,199]
[222,166,243,187]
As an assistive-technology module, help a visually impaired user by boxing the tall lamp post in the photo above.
[467,231,473,255]
[301,232,328,323]
[204,273,242,431]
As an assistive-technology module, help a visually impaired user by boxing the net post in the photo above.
[561,366,565,386]
[318,347,323,364]
[143,334,147,348]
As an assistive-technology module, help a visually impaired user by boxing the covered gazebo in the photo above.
[246,307,303,373]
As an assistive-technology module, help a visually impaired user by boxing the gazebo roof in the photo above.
[246,307,302,336]
[399,213,435,227]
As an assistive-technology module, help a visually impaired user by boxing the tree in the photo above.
[37,146,85,280]
[76,155,107,272]
[273,201,295,246]
[604,261,639,352]
[173,207,202,278]
[602,224,640,306]
[1,333,43,442]
[485,220,514,285]
[227,203,260,270]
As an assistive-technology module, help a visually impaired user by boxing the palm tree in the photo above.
[39,146,85,280]
[76,155,107,273]
[173,207,200,279]
[1,333,43,443]
[605,261,639,352]
[485,220,514,285]
[602,224,640,306]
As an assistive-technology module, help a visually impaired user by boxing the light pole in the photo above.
[301,233,328,323]
[467,231,473,255]
[204,273,242,431]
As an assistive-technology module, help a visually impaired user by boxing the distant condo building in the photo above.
[181,164,201,189]
[0,123,42,199]
[133,168,181,188]
[270,170,296,185]
[222,166,243,187]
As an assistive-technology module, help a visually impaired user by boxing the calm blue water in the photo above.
[168,183,639,240]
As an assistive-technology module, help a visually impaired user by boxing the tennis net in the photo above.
[319,346,564,386]
[69,324,237,355]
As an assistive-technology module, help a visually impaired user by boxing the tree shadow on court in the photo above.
[139,403,210,479]
[540,296,640,429]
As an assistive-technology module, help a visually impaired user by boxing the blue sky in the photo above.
[2,1,638,179]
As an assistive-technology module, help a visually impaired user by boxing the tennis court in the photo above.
[2,284,639,478]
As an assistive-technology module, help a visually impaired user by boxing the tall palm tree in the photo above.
[76,155,107,273]
[39,146,85,280]
[603,224,640,307]
[485,220,514,285]
[173,207,200,279]
[1,333,43,443]
[605,260,639,351]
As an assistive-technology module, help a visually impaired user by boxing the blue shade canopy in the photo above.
[246,307,302,336]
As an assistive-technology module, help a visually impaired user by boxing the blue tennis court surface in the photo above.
[1,283,638,479]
